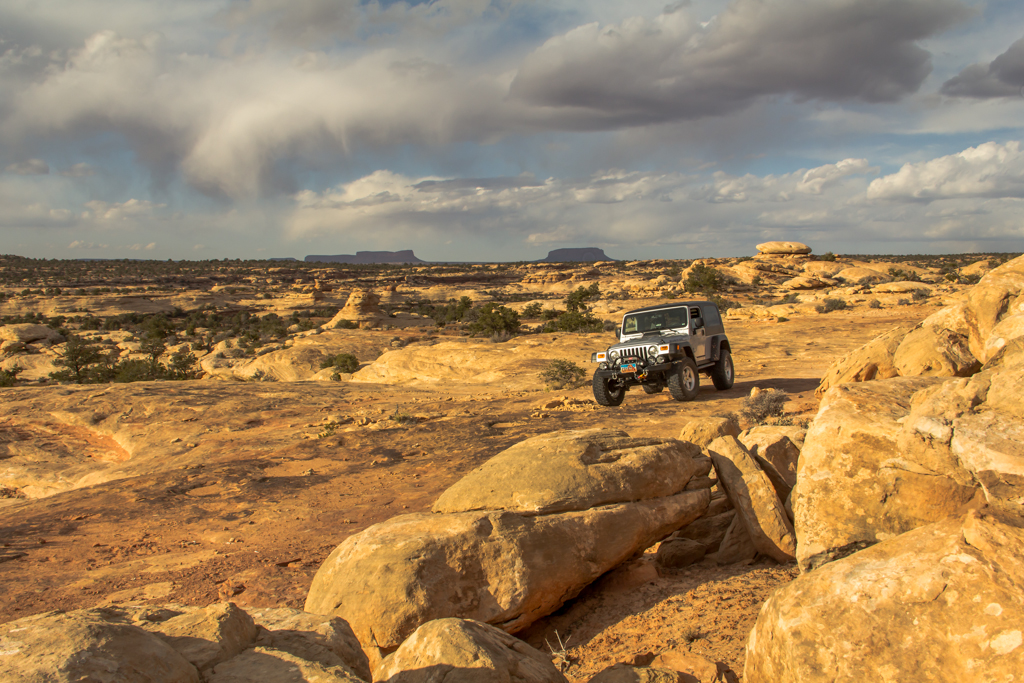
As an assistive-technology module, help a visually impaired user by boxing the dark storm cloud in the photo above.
[941,35,1024,99]
[509,0,974,127]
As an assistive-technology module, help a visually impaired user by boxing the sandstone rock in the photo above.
[0,608,200,683]
[756,241,812,255]
[145,602,258,673]
[329,290,382,329]
[707,436,795,563]
[208,646,365,683]
[782,276,834,290]
[0,323,64,344]
[673,510,735,553]
[745,510,1024,683]
[963,254,1024,361]
[795,377,981,571]
[376,618,567,683]
[705,490,733,516]
[650,651,737,683]
[587,663,685,682]
[737,427,804,486]
[815,324,913,397]
[305,491,710,653]
[433,429,703,515]
[984,311,1024,360]
[678,417,740,448]
[750,453,791,504]
[834,267,890,285]
[872,281,933,294]
[893,319,980,378]
[248,607,371,682]
[714,514,757,564]
[0,340,26,356]
[655,537,706,569]
[0,352,57,381]
[801,261,844,277]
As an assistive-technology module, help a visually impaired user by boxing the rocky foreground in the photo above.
[1,247,1022,681]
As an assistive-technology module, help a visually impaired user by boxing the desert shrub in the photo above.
[112,359,164,383]
[248,369,279,382]
[490,330,513,343]
[707,294,738,312]
[521,302,543,318]
[565,283,600,313]
[898,298,910,306]
[684,264,728,294]
[540,358,587,389]
[540,310,603,333]
[603,319,618,332]
[751,275,763,286]
[888,267,922,282]
[912,289,930,301]
[0,366,22,387]
[334,319,359,329]
[815,298,848,313]
[321,352,359,373]
[868,299,882,309]
[740,389,789,426]
[49,335,104,384]
[168,348,200,380]
[391,408,416,425]
[818,251,837,262]
[780,293,800,304]
[472,303,521,336]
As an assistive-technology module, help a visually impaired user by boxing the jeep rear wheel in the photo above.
[667,358,699,401]
[710,349,735,390]
[593,373,626,406]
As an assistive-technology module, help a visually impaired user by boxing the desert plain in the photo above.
[1,246,1020,682]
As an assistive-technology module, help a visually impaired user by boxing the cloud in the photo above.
[84,198,166,221]
[866,141,1024,202]
[5,158,49,175]
[68,240,108,249]
[508,0,973,127]
[941,35,1024,98]
[127,242,157,251]
[797,158,876,194]
[59,163,95,177]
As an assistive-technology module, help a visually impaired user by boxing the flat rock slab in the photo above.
[756,242,812,255]
[433,429,702,515]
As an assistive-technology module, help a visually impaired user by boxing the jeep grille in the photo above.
[617,345,647,360]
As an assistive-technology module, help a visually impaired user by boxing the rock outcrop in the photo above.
[814,324,913,397]
[375,618,568,683]
[746,510,1024,682]
[755,241,812,255]
[328,290,383,329]
[0,323,64,344]
[677,416,740,449]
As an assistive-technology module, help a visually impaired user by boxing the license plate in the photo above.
[620,363,637,373]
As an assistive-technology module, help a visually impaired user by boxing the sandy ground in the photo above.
[0,306,936,679]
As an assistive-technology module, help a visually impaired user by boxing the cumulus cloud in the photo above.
[68,240,108,249]
[866,141,1024,202]
[5,158,49,175]
[509,0,972,126]
[797,158,876,194]
[941,35,1024,98]
[84,198,166,221]
[127,242,157,251]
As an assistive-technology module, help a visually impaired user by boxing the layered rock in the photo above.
[746,510,1024,682]
[755,241,812,255]
[376,618,567,683]
[328,290,382,329]
[0,323,64,344]
[737,426,804,487]
[433,429,702,515]
[678,416,740,448]
[814,324,913,397]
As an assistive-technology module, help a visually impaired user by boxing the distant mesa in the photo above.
[305,250,425,264]
[539,247,616,262]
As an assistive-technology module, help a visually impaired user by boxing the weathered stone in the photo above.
[795,377,981,571]
[650,651,737,683]
[714,514,757,565]
[678,417,740,449]
[0,608,200,683]
[305,491,710,654]
[745,510,1024,683]
[249,607,371,682]
[587,663,685,682]
[145,602,258,673]
[872,281,933,294]
[673,510,735,553]
[327,290,382,329]
[783,276,834,290]
[208,646,365,683]
[737,426,804,486]
[750,453,791,504]
[655,538,706,569]
[376,618,567,683]
[834,267,890,285]
[0,323,64,344]
[893,319,980,378]
[433,429,702,515]
[708,437,795,563]
[814,324,913,397]
[802,261,844,277]
[963,254,1024,361]
[756,241,812,255]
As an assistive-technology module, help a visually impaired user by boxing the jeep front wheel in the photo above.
[667,358,699,401]
[593,373,626,406]
[710,349,735,390]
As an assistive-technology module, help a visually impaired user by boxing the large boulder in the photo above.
[707,437,795,563]
[815,324,914,397]
[433,429,702,515]
[737,427,805,487]
[0,323,64,344]
[834,267,890,285]
[587,664,686,682]
[143,602,258,674]
[376,618,567,683]
[893,310,981,378]
[248,607,371,682]
[207,647,365,683]
[0,608,200,683]
[305,492,710,656]
[329,290,382,329]
[745,510,1024,682]
[794,377,982,571]
[962,254,1024,361]
[756,241,812,255]
[677,417,740,448]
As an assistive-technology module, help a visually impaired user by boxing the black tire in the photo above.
[593,372,626,406]
[710,349,735,390]
[642,382,664,394]
[667,358,700,402]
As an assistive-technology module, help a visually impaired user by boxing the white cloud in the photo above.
[797,158,876,194]
[127,242,157,251]
[68,240,108,249]
[83,198,166,221]
[867,141,1024,202]
[59,163,96,177]
[5,158,49,175]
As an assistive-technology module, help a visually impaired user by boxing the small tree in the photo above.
[540,359,587,389]
[321,353,360,374]
[684,264,727,294]
[0,366,22,387]
[565,283,600,313]
[50,335,103,384]
[471,304,521,336]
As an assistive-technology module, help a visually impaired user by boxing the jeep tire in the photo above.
[593,373,626,406]
[667,358,699,402]
[710,349,735,390]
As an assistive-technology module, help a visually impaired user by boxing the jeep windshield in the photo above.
[621,307,689,336]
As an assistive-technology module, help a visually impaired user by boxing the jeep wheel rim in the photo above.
[725,358,733,380]
[683,366,696,390]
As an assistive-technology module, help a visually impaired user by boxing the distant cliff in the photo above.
[305,250,425,264]
[539,247,616,262]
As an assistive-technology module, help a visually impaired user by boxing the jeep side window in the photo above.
[690,307,703,327]
[703,305,721,326]
[624,317,638,333]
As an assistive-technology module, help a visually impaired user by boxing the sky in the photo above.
[1,0,1024,262]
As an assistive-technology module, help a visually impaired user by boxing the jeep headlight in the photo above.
[647,345,659,358]
[609,349,620,360]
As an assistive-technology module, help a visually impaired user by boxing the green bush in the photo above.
[684,264,727,294]
[333,319,359,329]
[819,251,837,262]
[321,352,360,373]
[868,299,882,309]
[0,366,22,387]
[539,358,587,389]
[912,289,930,301]
[565,283,600,313]
[815,298,848,313]
[521,302,543,318]
[471,303,521,336]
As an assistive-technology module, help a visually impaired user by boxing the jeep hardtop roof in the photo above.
[621,300,718,315]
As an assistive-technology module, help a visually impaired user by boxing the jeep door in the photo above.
[689,306,707,361]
